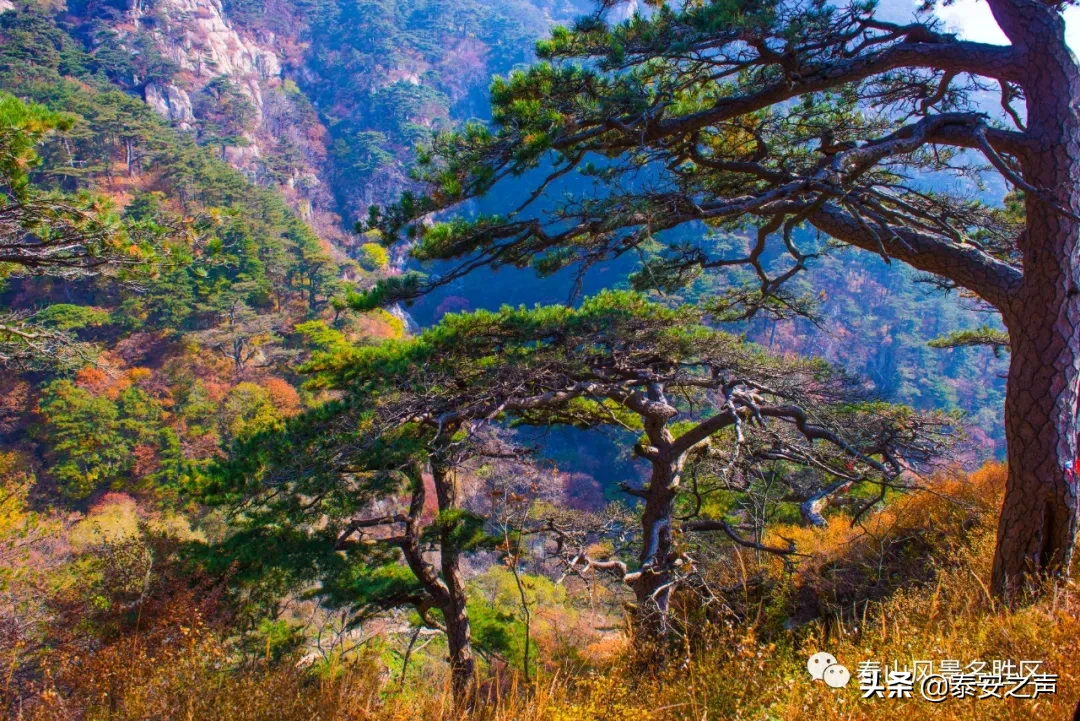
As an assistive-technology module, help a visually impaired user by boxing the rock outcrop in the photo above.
[144,0,282,117]
[144,83,195,130]
[124,0,345,246]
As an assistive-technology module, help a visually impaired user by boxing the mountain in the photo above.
[0,0,1006,515]
[0,1,403,504]
[0,2,1059,718]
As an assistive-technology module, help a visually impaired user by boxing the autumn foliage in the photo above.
[4,464,1076,720]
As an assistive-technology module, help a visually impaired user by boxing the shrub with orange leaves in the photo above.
[260,376,302,417]
[758,464,1007,626]
[73,366,114,396]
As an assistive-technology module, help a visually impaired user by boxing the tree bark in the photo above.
[990,0,1080,595]
[432,461,477,706]
[995,316,1080,594]
[441,585,476,705]
[395,459,476,707]
[629,457,680,638]
[620,382,684,642]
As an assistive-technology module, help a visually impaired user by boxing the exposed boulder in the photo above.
[144,83,195,130]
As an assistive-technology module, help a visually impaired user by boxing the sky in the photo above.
[925,0,1080,50]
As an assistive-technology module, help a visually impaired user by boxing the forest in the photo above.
[0,0,1078,719]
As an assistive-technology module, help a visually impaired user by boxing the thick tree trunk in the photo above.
[631,460,678,630]
[432,462,477,705]
[624,383,697,646]
[995,318,1080,594]
[628,449,691,650]
[441,586,476,704]
[990,0,1080,595]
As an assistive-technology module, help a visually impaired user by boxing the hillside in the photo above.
[0,1,1072,720]
[0,0,1007,454]
[0,2,406,507]
[8,465,1079,719]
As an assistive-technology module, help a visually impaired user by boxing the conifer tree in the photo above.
[360,0,1080,595]
[210,292,949,690]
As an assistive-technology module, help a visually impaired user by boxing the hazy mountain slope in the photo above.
[0,3,404,506]
[3,0,1007,465]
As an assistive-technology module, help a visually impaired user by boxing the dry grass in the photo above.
[8,464,1080,720]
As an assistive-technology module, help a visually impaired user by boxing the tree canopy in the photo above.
[0,90,164,367]
[358,0,1026,318]
[208,290,953,696]
[355,0,1080,596]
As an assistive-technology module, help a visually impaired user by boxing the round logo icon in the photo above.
[807,652,838,681]
[824,664,851,688]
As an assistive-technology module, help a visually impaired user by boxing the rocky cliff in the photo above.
[114,0,344,244]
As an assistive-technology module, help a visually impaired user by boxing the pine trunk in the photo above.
[995,315,1080,594]
[432,462,477,705]
[630,456,681,642]
[442,585,476,704]
[991,1,1080,595]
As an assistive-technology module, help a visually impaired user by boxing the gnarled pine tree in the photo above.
[353,291,950,638]
[216,292,949,682]
[360,0,1079,596]
[208,410,496,707]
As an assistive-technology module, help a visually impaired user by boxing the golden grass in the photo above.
[10,464,1080,720]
